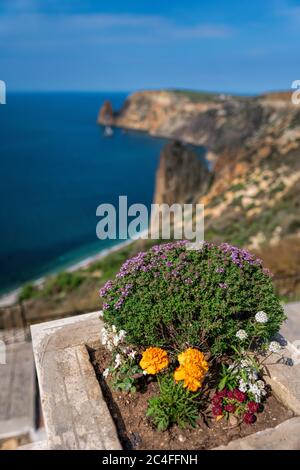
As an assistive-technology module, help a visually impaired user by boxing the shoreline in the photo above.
[0,238,136,308]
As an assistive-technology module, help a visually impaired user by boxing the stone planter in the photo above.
[31,312,121,450]
[31,306,300,450]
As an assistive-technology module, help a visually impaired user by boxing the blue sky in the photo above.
[0,0,299,93]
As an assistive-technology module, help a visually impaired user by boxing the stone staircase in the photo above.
[0,329,35,443]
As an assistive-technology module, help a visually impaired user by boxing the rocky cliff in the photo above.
[98,90,300,298]
[154,140,210,205]
[98,90,286,154]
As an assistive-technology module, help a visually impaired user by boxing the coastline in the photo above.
[0,93,163,303]
[0,237,136,308]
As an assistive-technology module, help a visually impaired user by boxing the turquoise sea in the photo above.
[0,92,168,294]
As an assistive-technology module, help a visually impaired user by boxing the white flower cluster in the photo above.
[249,380,266,402]
[128,350,137,360]
[228,357,253,374]
[268,341,281,354]
[101,324,127,351]
[102,348,136,379]
[255,311,268,324]
[230,358,266,403]
[239,378,266,402]
[114,353,122,369]
[236,329,248,340]
[100,325,139,379]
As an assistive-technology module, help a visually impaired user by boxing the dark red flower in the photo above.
[247,401,259,413]
[233,388,246,403]
[212,405,223,416]
[227,390,234,399]
[217,389,227,398]
[243,412,256,424]
[224,404,236,413]
[212,395,222,405]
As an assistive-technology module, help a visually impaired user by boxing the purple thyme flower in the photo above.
[219,243,262,269]
[219,283,228,289]
[263,267,273,277]
[215,267,225,273]
[115,297,125,309]
[116,251,147,278]
[99,280,113,297]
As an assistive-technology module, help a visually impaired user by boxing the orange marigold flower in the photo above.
[139,347,169,375]
[174,348,208,392]
[174,366,203,392]
[178,348,209,371]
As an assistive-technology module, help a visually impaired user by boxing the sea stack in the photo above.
[98,100,114,125]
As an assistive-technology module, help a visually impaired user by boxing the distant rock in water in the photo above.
[98,100,114,125]
[154,140,210,205]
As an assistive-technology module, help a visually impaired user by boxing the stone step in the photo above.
[18,440,48,450]
[0,340,35,440]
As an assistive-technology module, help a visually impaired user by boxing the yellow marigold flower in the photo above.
[139,347,169,375]
[174,348,208,392]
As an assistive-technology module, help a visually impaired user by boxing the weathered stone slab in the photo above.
[0,340,35,439]
[215,417,300,450]
[18,440,48,450]
[264,350,300,415]
[282,302,300,345]
[31,311,103,355]
[263,302,300,415]
[31,311,121,450]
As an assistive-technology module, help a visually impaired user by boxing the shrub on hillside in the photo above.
[100,241,285,355]
[19,282,39,301]
[44,271,83,295]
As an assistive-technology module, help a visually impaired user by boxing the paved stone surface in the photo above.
[215,417,300,450]
[0,339,35,439]
[31,311,121,450]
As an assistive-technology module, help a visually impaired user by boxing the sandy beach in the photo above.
[0,238,136,308]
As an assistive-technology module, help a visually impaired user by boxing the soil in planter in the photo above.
[90,347,294,450]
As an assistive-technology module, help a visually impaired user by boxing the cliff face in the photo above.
[98,90,300,297]
[154,140,210,205]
